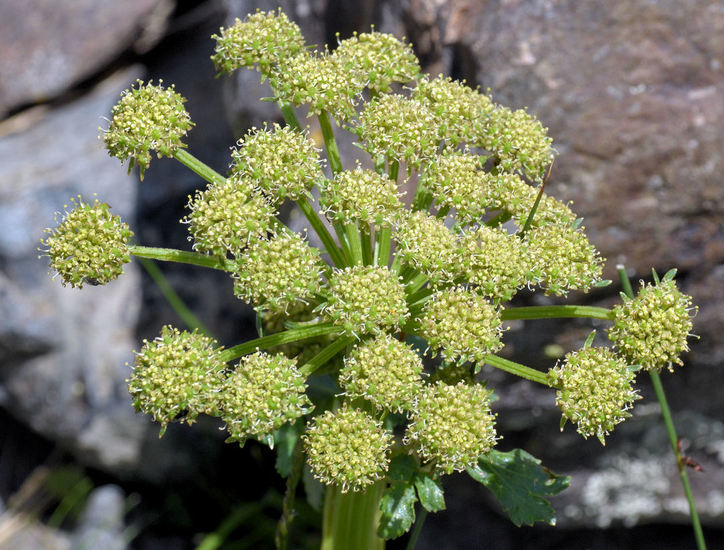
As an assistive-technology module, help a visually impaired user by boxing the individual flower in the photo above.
[394,211,461,284]
[319,166,403,228]
[41,196,133,288]
[547,346,639,444]
[332,31,420,93]
[419,151,487,224]
[322,265,409,336]
[269,51,364,121]
[355,93,440,169]
[608,277,696,371]
[405,381,497,474]
[220,352,311,445]
[127,326,225,435]
[303,404,393,492]
[233,230,322,312]
[523,223,604,295]
[418,286,503,365]
[230,123,323,203]
[102,80,193,180]
[413,75,495,146]
[210,9,305,77]
[184,176,275,257]
[474,104,554,181]
[340,334,424,413]
[458,225,527,301]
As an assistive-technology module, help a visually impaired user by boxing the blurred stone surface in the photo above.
[0,0,167,117]
[0,67,220,482]
[70,485,127,550]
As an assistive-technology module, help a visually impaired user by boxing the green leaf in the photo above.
[583,330,596,349]
[387,454,417,482]
[377,481,417,539]
[662,268,677,282]
[594,279,612,287]
[274,422,300,478]
[467,448,570,527]
[414,473,445,512]
[302,464,324,512]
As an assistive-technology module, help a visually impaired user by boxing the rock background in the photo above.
[0,0,721,548]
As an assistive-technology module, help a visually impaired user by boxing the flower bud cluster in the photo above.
[128,326,225,434]
[184,177,274,257]
[523,223,604,295]
[233,230,322,313]
[419,286,503,365]
[303,405,393,492]
[221,352,311,445]
[211,9,305,77]
[395,211,460,284]
[405,382,497,474]
[459,226,528,301]
[355,93,440,168]
[231,124,322,203]
[270,52,363,121]
[42,196,133,288]
[332,31,420,93]
[477,106,554,182]
[608,278,696,371]
[547,347,639,444]
[413,75,495,146]
[320,166,403,227]
[102,80,193,179]
[322,265,409,336]
[340,334,424,413]
[419,151,488,225]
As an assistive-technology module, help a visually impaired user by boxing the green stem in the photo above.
[361,225,374,265]
[219,324,340,363]
[333,221,355,265]
[321,483,385,550]
[319,111,343,175]
[275,440,304,550]
[297,196,346,268]
[484,354,549,386]
[345,223,364,265]
[376,227,392,268]
[406,272,429,296]
[435,205,450,220]
[136,256,211,336]
[299,336,355,376]
[501,305,613,321]
[388,160,399,183]
[173,149,226,185]
[130,245,235,271]
[405,507,428,550]
[617,265,706,550]
[279,101,302,132]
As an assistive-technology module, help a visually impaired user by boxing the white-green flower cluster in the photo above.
[102,80,193,179]
[221,352,311,445]
[50,7,697,505]
[547,347,639,444]
[128,326,225,434]
[608,277,696,371]
[42,196,133,288]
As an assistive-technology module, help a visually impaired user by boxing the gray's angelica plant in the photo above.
[42,8,700,549]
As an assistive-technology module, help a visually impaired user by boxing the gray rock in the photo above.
[0,68,153,477]
[70,485,127,550]
[0,0,166,117]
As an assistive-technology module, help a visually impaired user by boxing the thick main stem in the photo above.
[321,483,385,550]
